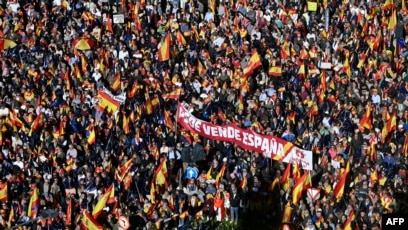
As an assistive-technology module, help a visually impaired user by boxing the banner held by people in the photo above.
[176,102,313,169]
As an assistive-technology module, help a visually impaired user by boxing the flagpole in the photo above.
[174,96,180,144]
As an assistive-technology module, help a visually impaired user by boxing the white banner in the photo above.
[264,148,313,171]
[177,102,313,170]
[101,87,126,104]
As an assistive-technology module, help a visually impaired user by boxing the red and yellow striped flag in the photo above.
[333,172,347,202]
[9,110,24,128]
[197,59,206,75]
[343,210,355,230]
[359,104,373,132]
[162,88,182,100]
[92,184,115,218]
[242,50,262,78]
[403,133,408,157]
[66,198,72,226]
[164,110,175,130]
[268,66,282,77]
[150,180,156,203]
[280,163,291,192]
[0,182,7,202]
[29,113,44,136]
[176,30,187,46]
[82,211,103,230]
[111,72,121,92]
[116,159,133,182]
[381,113,397,142]
[282,201,293,223]
[158,33,171,61]
[97,90,120,113]
[28,186,40,218]
[292,173,305,205]
[86,123,96,145]
[154,159,168,185]
[292,161,301,182]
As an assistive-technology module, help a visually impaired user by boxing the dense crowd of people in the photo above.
[0,0,407,229]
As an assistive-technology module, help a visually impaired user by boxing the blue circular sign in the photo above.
[185,167,199,179]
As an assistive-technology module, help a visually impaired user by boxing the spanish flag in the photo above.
[162,88,182,100]
[106,15,113,33]
[403,133,408,157]
[122,113,130,134]
[150,180,156,203]
[97,90,120,113]
[306,103,319,120]
[133,4,143,31]
[370,168,379,183]
[268,65,282,77]
[282,201,293,223]
[176,30,187,46]
[0,182,7,202]
[303,172,312,190]
[343,210,355,230]
[154,159,168,186]
[280,163,291,192]
[298,62,306,79]
[86,124,96,145]
[197,59,206,75]
[29,113,44,136]
[359,103,373,132]
[81,54,88,74]
[145,95,160,115]
[287,111,296,124]
[333,172,347,202]
[320,70,327,92]
[268,177,279,191]
[128,81,143,99]
[9,110,24,128]
[240,176,247,189]
[292,173,306,205]
[215,162,226,187]
[111,72,121,92]
[209,0,215,13]
[158,33,171,62]
[92,184,115,218]
[242,50,262,78]
[74,63,83,82]
[116,159,133,182]
[28,186,40,218]
[292,161,301,182]
[66,198,72,226]
[382,0,395,10]
[379,176,387,186]
[82,211,103,230]
[164,110,175,131]
[7,206,14,228]
[381,113,397,142]
[280,39,290,60]
[368,136,377,162]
